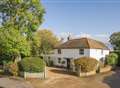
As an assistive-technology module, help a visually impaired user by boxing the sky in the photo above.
[41,0,120,42]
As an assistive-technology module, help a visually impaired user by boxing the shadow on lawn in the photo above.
[103,68,120,88]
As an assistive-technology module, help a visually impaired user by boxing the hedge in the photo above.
[19,57,45,73]
[106,53,118,66]
[74,57,98,72]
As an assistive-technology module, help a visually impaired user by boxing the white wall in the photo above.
[89,49,109,61]
[53,57,67,67]
[54,49,90,59]
[49,48,109,67]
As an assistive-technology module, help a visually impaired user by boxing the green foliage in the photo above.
[37,29,59,54]
[110,32,120,65]
[106,53,118,65]
[0,27,31,63]
[74,57,98,72]
[110,32,120,51]
[30,32,41,56]
[3,61,19,76]
[0,0,45,39]
[0,0,45,63]
[19,57,45,72]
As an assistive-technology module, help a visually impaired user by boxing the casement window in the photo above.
[58,49,61,54]
[58,58,61,63]
[79,49,84,55]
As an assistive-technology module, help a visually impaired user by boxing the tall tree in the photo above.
[110,32,120,65]
[30,32,41,56]
[37,29,59,54]
[0,27,30,63]
[0,0,45,39]
[110,32,120,51]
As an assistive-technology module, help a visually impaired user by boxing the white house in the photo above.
[46,37,109,69]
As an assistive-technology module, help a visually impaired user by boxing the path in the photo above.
[0,77,34,88]
[30,67,120,88]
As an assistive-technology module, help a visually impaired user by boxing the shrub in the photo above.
[3,61,19,76]
[106,53,118,66]
[74,57,98,72]
[19,57,45,73]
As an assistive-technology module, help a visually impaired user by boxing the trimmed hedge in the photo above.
[74,57,98,72]
[106,53,118,66]
[19,57,45,73]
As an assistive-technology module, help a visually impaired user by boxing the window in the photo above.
[58,58,61,63]
[79,49,84,55]
[58,49,61,54]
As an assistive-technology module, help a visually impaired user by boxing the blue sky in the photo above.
[41,0,120,42]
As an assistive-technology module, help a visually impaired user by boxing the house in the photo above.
[45,37,109,70]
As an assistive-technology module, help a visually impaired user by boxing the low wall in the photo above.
[20,72,46,79]
[77,70,96,77]
[100,66,112,73]
[76,65,112,77]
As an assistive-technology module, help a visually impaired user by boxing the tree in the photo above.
[37,29,59,54]
[30,32,41,56]
[0,0,45,39]
[0,27,30,63]
[106,53,118,66]
[110,32,120,51]
[110,32,120,65]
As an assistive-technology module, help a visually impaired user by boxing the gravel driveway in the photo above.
[29,67,120,88]
[0,77,34,88]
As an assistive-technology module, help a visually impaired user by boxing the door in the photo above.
[66,58,70,69]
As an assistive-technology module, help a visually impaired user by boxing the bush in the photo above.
[3,61,19,76]
[106,53,118,66]
[74,57,98,72]
[19,57,45,73]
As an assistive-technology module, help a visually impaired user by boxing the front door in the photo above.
[66,58,70,69]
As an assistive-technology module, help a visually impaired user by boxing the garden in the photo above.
[74,53,118,77]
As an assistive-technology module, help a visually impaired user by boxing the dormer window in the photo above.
[79,49,84,55]
[58,49,61,54]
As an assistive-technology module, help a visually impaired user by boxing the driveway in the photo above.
[0,77,34,88]
[29,67,120,88]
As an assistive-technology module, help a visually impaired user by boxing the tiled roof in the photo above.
[54,37,109,50]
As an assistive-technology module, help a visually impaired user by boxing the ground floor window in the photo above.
[58,58,61,63]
